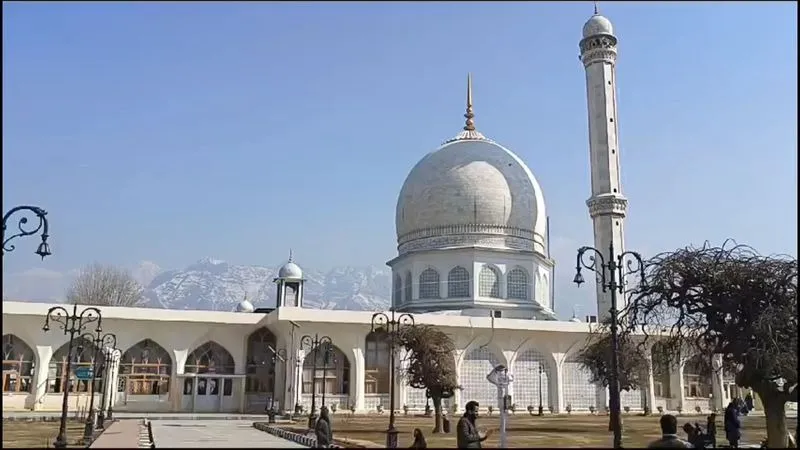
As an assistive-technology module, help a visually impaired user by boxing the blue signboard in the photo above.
[74,367,93,380]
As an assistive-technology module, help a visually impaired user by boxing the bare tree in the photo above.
[623,240,797,448]
[396,324,459,433]
[67,263,147,307]
[577,320,651,394]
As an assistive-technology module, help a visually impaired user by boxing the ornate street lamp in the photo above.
[96,334,119,430]
[77,331,116,442]
[299,333,332,428]
[320,345,336,409]
[3,206,51,258]
[42,305,103,449]
[537,365,544,416]
[371,309,415,449]
[266,345,287,422]
[573,242,645,449]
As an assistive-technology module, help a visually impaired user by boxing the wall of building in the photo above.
[3,301,722,415]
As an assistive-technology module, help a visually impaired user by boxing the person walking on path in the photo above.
[314,406,333,448]
[456,401,492,449]
[724,400,742,448]
[647,414,693,448]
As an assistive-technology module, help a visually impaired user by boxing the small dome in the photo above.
[236,299,254,313]
[582,14,614,38]
[278,261,303,279]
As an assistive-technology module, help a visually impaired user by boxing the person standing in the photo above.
[647,414,693,448]
[456,401,492,449]
[314,406,333,448]
[409,428,427,449]
[724,400,742,448]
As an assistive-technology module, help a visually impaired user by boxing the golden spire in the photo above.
[464,73,475,131]
[444,73,488,144]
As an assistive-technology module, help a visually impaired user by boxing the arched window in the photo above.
[120,339,172,395]
[3,334,35,393]
[447,267,470,298]
[404,271,413,303]
[507,268,529,300]
[418,268,440,299]
[392,275,402,306]
[185,341,235,375]
[364,331,390,394]
[478,265,501,298]
[245,328,278,394]
[49,337,100,394]
[683,355,712,399]
[302,344,350,395]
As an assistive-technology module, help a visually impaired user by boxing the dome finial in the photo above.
[464,73,475,131]
[288,248,293,263]
[593,0,599,14]
[443,73,488,144]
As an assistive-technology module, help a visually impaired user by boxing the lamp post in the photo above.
[537,365,544,416]
[371,309,415,449]
[300,333,332,428]
[43,305,103,449]
[321,344,336,409]
[573,242,645,449]
[486,365,513,449]
[3,205,52,258]
[266,346,287,420]
[78,331,116,442]
[3,206,52,259]
[96,334,118,430]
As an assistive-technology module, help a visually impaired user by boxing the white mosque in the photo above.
[2,11,743,417]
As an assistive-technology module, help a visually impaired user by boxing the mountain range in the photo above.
[2,258,392,312]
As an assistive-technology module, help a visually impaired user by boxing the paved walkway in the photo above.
[89,420,143,449]
[150,420,307,448]
[3,411,282,421]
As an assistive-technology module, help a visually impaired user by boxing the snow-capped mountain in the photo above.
[144,257,391,312]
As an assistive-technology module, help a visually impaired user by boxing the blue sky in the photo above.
[2,2,797,316]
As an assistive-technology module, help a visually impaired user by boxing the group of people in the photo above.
[648,399,746,448]
[310,396,768,449]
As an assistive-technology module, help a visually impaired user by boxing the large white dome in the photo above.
[395,138,547,255]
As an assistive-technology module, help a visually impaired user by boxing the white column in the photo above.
[669,361,685,412]
[397,349,409,411]
[108,350,122,409]
[552,355,565,413]
[32,346,54,411]
[644,351,656,413]
[352,347,366,412]
[711,354,726,412]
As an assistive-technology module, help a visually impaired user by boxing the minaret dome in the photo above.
[582,14,614,38]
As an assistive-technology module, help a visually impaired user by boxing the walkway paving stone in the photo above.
[150,420,306,448]
[90,420,143,449]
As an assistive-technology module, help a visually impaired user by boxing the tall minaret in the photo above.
[579,7,628,323]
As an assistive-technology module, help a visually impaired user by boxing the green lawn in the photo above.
[2,420,87,448]
[279,412,795,448]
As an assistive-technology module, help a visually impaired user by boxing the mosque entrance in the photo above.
[180,375,237,413]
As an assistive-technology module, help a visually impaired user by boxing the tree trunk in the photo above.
[432,396,443,433]
[761,393,788,448]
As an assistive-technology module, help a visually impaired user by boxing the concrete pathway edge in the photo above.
[253,422,343,448]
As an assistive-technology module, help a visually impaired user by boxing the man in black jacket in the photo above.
[456,401,492,449]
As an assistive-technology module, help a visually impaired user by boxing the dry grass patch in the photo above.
[2,420,87,448]
[283,413,795,448]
